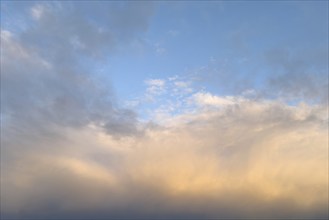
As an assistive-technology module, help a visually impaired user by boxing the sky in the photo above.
[0,1,328,219]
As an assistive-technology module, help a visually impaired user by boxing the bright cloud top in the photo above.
[1,1,328,219]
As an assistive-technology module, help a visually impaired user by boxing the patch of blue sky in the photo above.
[1,1,33,34]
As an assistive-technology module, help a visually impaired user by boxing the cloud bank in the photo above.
[1,61,328,216]
[2,97,328,219]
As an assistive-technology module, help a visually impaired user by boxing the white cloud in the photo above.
[30,4,45,20]
[145,79,166,87]
[174,81,189,88]
[173,80,193,94]
[192,92,239,107]
[144,79,167,100]
[168,75,178,81]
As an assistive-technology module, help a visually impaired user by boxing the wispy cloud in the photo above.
[144,78,167,100]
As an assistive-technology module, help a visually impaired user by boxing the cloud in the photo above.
[144,79,167,100]
[173,81,193,94]
[30,4,45,20]
[2,27,328,217]
[265,47,329,103]
[1,2,328,219]
[183,32,328,106]
[1,92,328,219]
[192,92,239,107]
[135,76,197,123]
[145,79,166,87]
[1,1,155,138]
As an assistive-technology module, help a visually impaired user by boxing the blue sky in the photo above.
[100,1,328,119]
[2,1,327,107]
[1,1,328,219]
[106,2,327,99]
